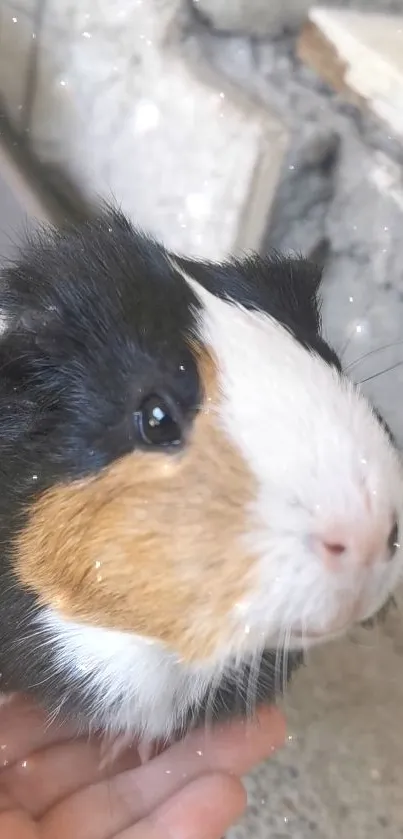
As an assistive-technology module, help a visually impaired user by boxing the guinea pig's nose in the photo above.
[322,540,346,560]
[316,517,400,570]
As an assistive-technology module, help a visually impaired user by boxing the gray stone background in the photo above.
[1,1,403,837]
[2,0,403,440]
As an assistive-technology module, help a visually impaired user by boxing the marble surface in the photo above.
[299,8,403,139]
[0,0,289,260]
[193,0,313,37]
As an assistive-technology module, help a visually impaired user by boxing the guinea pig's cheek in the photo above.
[12,382,259,663]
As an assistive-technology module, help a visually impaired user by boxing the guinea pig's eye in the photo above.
[136,395,182,448]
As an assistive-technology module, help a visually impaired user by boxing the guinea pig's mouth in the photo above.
[287,586,394,647]
[288,595,395,646]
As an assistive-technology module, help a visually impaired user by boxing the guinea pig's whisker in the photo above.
[338,297,376,362]
[274,624,287,700]
[178,696,193,742]
[283,626,292,698]
[300,611,311,662]
[255,646,266,716]
[227,658,242,722]
[359,360,403,385]
[26,668,62,693]
[274,639,281,700]
[245,647,261,719]
[203,666,222,732]
[183,698,197,740]
[345,340,403,373]
[45,698,67,731]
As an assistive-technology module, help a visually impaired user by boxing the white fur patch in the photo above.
[180,263,403,642]
[40,609,218,738]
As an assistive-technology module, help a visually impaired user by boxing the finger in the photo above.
[110,706,285,811]
[0,695,79,769]
[43,707,284,839]
[115,774,246,839]
[1,738,140,818]
[0,810,38,839]
[178,706,286,777]
[0,785,37,837]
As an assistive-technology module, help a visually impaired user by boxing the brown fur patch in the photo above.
[14,351,257,662]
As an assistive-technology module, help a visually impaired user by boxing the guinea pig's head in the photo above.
[0,209,401,738]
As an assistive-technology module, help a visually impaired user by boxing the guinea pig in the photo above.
[0,207,400,741]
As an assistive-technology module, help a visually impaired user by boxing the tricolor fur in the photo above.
[0,209,400,738]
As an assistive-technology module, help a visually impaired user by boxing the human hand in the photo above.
[0,695,285,839]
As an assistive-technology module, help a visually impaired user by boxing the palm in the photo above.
[0,695,284,839]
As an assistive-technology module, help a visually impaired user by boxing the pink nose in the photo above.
[317,519,399,570]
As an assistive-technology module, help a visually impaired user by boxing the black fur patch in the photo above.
[179,252,342,370]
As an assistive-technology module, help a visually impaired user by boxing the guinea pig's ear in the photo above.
[177,251,324,337]
[275,254,323,334]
